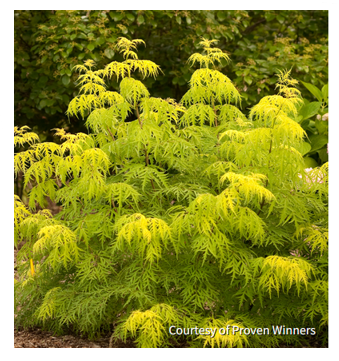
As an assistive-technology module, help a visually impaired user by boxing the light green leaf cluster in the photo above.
[14,126,40,148]
[256,256,315,297]
[34,225,80,269]
[198,318,248,348]
[117,303,177,348]
[188,38,230,69]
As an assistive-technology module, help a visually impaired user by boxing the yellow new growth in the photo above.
[219,172,275,204]
[67,37,160,118]
[198,318,248,348]
[188,38,230,68]
[260,255,314,296]
[295,225,328,255]
[250,69,303,125]
[115,213,172,263]
[14,126,40,148]
[37,287,61,321]
[34,225,79,269]
[121,304,177,348]
[115,37,145,60]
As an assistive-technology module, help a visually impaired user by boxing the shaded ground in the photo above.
[14,328,135,348]
[15,329,107,348]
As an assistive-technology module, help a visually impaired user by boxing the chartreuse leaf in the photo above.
[303,156,318,168]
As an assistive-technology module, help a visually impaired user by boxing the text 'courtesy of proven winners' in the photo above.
[169,326,316,337]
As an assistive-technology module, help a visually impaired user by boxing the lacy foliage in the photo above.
[14,38,328,347]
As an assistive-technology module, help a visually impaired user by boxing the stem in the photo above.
[256,198,266,216]
[136,104,156,190]
[267,101,285,162]
[144,145,155,190]
[258,101,285,215]
[145,147,149,166]
[212,98,218,127]
[242,18,266,35]
[107,127,116,141]
[136,105,143,129]
[111,199,118,214]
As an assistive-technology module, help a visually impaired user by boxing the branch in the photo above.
[106,127,116,141]
[135,105,143,129]
[242,18,266,35]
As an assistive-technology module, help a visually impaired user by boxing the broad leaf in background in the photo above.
[301,81,324,102]
[308,134,328,152]
[299,102,322,121]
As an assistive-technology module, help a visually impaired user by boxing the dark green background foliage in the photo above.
[15,10,328,139]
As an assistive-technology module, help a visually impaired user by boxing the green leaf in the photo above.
[315,119,328,135]
[78,53,86,60]
[308,134,328,152]
[186,17,192,25]
[295,115,304,123]
[303,157,318,168]
[91,53,101,62]
[96,36,106,45]
[318,148,328,163]
[104,48,115,59]
[265,13,275,22]
[301,81,323,102]
[322,84,328,100]
[126,13,135,22]
[176,16,182,25]
[137,15,145,25]
[244,76,252,85]
[217,11,227,21]
[296,142,312,156]
[276,15,285,24]
[41,55,48,64]
[39,99,47,108]
[77,33,87,40]
[107,37,117,43]
[87,43,96,51]
[62,75,70,86]
[111,12,124,22]
[299,102,321,120]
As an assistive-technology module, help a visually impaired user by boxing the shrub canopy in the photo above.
[14,37,328,348]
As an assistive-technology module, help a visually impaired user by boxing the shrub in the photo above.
[14,38,328,348]
[296,81,328,167]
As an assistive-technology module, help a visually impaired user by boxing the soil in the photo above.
[14,328,136,348]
